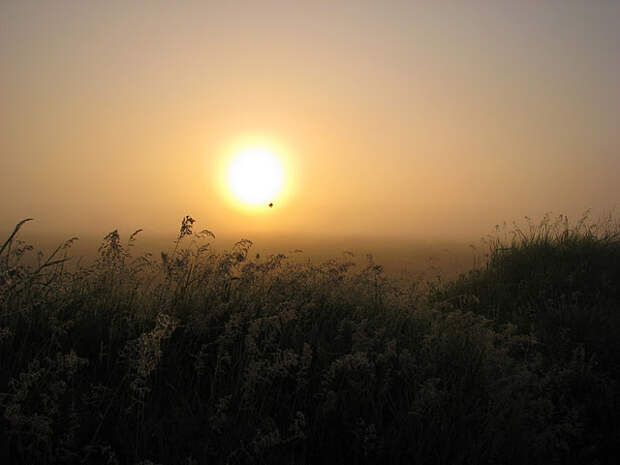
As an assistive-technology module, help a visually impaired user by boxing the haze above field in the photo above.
[1,1,619,243]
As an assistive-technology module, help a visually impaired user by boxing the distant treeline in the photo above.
[1,214,619,465]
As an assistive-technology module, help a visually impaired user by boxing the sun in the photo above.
[227,147,284,206]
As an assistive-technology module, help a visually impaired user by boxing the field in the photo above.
[1,214,619,464]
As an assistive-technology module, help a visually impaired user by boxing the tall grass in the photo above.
[436,213,620,366]
[1,214,619,464]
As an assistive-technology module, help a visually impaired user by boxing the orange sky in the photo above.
[1,1,619,241]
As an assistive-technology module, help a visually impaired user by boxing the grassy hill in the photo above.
[1,214,619,464]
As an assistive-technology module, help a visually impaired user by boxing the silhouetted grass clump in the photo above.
[436,213,620,367]
[1,214,619,465]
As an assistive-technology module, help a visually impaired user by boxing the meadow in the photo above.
[1,214,619,465]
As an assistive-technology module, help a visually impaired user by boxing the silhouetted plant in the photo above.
[1,214,619,464]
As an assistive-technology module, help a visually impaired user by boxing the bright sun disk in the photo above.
[228,148,284,206]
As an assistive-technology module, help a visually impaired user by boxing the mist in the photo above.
[2,0,618,244]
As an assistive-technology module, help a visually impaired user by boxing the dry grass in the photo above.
[1,214,619,464]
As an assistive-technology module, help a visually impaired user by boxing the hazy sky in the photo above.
[2,0,619,241]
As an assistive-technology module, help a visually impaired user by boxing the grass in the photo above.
[1,213,619,464]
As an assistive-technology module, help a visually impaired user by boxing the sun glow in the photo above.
[227,148,284,206]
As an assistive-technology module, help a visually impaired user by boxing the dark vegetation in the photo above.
[1,214,619,465]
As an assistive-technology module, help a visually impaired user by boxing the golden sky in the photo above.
[1,1,619,240]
